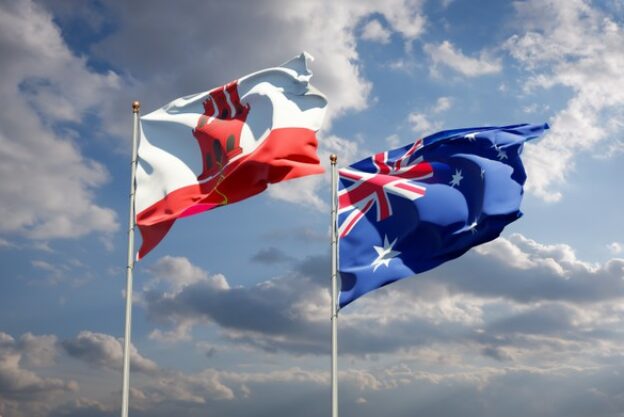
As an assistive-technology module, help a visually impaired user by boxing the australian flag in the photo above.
[337,123,548,308]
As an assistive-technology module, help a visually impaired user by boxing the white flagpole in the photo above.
[121,100,140,417]
[330,154,339,417]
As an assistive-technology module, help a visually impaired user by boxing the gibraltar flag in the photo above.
[135,52,327,259]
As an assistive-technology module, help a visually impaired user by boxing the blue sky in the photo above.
[1,0,623,416]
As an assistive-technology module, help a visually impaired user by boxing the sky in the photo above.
[0,0,623,416]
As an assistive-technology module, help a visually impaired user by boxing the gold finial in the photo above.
[132,100,141,113]
[330,154,337,164]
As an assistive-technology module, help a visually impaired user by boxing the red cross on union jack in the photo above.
[338,139,433,238]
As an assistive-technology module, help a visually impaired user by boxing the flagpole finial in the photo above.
[330,154,337,165]
[132,100,141,113]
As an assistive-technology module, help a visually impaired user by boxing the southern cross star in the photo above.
[372,235,401,272]
[450,169,463,187]
[465,132,477,142]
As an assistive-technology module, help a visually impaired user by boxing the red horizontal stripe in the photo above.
[136,127,323,260]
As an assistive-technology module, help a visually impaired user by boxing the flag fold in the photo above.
[337,123,548,308]
[136,52,327,259]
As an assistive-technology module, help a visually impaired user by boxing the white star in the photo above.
[468,221,478,234]
[465,132,477,142]
[496,147,508,160]
[450,169,463,187]
[372,235,401,272]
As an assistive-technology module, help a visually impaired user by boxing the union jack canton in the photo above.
[338,139,432,238]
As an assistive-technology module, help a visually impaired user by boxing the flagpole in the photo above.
[121,100,140,417]
[330,154,339,417]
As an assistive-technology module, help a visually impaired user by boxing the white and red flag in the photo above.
[135,52,327,259]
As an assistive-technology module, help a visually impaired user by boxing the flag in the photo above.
[136,52,327,259]
[337,123,548,308]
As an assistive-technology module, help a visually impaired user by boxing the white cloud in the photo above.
[149,321,195,344]
[408,112,440,135]
[385,133,402,148]
[0,237,16,249]
[18,333,59,368]
[0,0,119,241]
[62,331,158,374]
[504,0,624,201]
[361,19,392,44]
[424,40,502,77]
[0,332,77,416]
[404,97,452,139]
[433,96,453,113]
[93,0,427,134]
[607,242,623,255]
[145,255,229,294]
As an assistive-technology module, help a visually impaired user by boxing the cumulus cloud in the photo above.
[407,112,440,135]
[142,262,329,354]
[139,226,624,369]
[18,333,59,368]
[0,332,76,417]
[86,0,426,131]
[250,247,293,265]
[405,97,453,138]
[9,230,624,416]
[361,19,392,44]
[504,0,624,201]
[607,242,623,255]
[424,41,502,77]
[433,96,453,113]
[30,258,92,286]
[62,331,158,374]
[439,233,624,304]
[145,255,229,294]
[0,0,119,242]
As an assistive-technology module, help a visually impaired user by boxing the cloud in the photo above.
[0,237,17,249]
[437,233,624,304]
[504,0,624,201]
[88,0,426,133]
[250,247,293,265]
[145,255,229,294]
[407,112,440,135]
[143,269,328,354]
[10,231,624,416]
[432,96,453,113]
[385,134,402,148]
[405,97,453,137]
[17,333,59,368]
[607,242,623,255]
[47,398,115,417]
[30,258,92,286]
[140,226,624,368]
[361,19,392,44]
[0,332,76,417]
[0,0,119,241]
[62,331,158,374]
[133,241,580,360]
[424,41,502,77]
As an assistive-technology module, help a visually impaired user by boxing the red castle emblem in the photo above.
[193,81,250,181]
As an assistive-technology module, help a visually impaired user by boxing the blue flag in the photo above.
[337,123,548,308]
